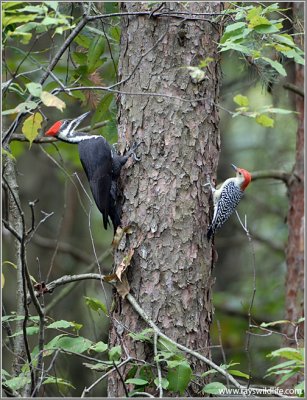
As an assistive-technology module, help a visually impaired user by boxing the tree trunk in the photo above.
[108,2,221,396]
[283,0,304,355]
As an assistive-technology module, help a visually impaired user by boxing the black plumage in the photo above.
[78,137,130,233]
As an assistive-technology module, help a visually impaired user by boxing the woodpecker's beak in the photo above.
[231,163,238,171]
[71,111,91,131]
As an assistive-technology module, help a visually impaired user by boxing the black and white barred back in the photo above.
[207,181,244,241]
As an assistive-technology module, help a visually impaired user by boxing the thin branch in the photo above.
[81,358,132,397]
[87,10,224,23]
[283,82,304,97]
[154,331,163,398]
[112,360,129,397]
[31,234,93,264]
[234,211,256,390]
[217,320,229,388]
[251,170,291,185]
[126,293,245,390]
[2,218,22,242]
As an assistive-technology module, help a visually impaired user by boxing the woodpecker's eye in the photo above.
[239,172,242,175]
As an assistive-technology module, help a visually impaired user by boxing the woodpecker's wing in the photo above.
[78,138,112,230]
[207,181,243,239]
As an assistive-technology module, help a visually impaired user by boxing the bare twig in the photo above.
[217,320,229,388]
[154,331,163,398]
[235,211,256,389]
[81,358,132,397]
[283,82,304,97]
[31,234,93,264]
[251,170,291,185]
[113,360,129,397]
[126,293,245,390]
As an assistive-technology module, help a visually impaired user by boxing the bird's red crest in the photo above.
[45,121,62,136]
[240,168,252,190]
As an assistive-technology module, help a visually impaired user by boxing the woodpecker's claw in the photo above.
[128,141,143,162]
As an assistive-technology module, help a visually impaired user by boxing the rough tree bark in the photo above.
[283,1,304,352]
[108,2,221,396]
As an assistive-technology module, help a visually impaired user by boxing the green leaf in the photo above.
[74,34,92,49]
[90,341,108,353]
[83,362,113,371]
[40,91,66,111]
[246,6,263,21]
[9,326,40,337]
[158,336,179,354]
[87,36,105,73]
[261,57,287,76]
[3,375,30,391]
[220,23,246,44]
[84,296,108,315]
[202,382,227,395]
[253,24,280,34]
[43,376,75,388]
[26,82,42,97]
[44,1,58,11]
[109,26,121,43]
[201,369,218,377]
[228,369,250,379]
[3,14,37,28]
[268,347,304,361]
[167,361,192,395]
[45,334,93,354]
[267,360,297,372]
[22,112,43,147]
[91,93,113,128]
[224,21,246,33]
[125,378,148,386]
[262,3,280,14]
[18,5,46,13]
[276,371,298,386]
[295,381,305,391]
[7,31,32,44]
[2,101,38,115]
[255,114,274,127]
[72,51,87,65]
[233,94,249,107]
[129,328,154,342]
[154,377,169,389]
[219,42,252,55]
[109,345,122,361]
[248,15,271,28]
[2,2,23,10]
[47,320,81,330]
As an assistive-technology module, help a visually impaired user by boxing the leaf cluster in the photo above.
[220,3,304,80]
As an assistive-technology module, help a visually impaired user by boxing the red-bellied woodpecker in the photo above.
[207,164,252,241]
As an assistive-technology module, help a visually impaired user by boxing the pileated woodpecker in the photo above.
[45,111,139,233]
